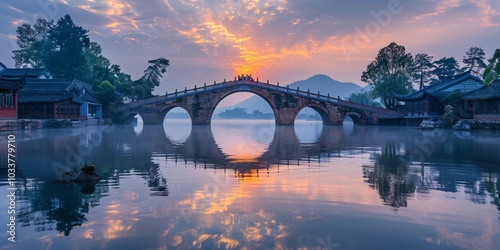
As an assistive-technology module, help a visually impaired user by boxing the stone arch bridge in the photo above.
[121,79,403,125]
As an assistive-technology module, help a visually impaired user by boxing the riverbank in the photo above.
[0,118,104,131]
[453,119,500,130]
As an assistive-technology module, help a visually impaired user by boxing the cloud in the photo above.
[1,0,499,90]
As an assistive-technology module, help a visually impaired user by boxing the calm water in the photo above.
[1,120,500,250]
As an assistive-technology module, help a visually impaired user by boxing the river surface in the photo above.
[1,120,500,250]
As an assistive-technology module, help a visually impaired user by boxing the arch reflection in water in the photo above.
[152,122,349,170]
[132,115,144,135]
[211,120,275,163]
[163,119,192,144]
[294,120,323,143]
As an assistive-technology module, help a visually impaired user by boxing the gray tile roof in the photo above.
[0,76,26,92]
[463,79,500,100]
[0,68,52,79]
[394,72,484,101]
[18,79,101,105]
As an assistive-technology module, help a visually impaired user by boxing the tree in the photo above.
[412,53,435,89]
[135,57,170,99]
[94,80,116,105]
[443,105,459,126]
[361,42,414,110]
[12,18,54,68]
[348,91,382,107]
[462,47,487,76]
[483,49,500,85]
[43,14,90,78]
[82,42,112,86]
[431,57,462,82]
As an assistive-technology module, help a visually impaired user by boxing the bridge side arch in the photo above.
[158,105,193,124]
[344,112,362,125]
[295,106,335,125]
[119,111,140,124]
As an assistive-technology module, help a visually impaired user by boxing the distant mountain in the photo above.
[217,74,362,114]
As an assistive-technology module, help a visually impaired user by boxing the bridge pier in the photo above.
[275,108,296,125]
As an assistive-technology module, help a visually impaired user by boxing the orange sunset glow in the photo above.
[1,0,499,101]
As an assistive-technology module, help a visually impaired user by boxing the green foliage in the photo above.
[483,49,500,85]
[95,80,116,105]
[82,42,111,85]
[135,58,170,99]
[43,14,90,79]
[348,91,382,107]
[130,84,147,101]
[431,57,462,83]
[361,42,414,110]
[11,14,146,105]
[12,19,54,68]
[462,47,487,76]
[443,105,459,126]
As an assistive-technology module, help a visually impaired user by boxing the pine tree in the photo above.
[43,14,90,78]
[412,53,435,89]
[462,47,487,76]
[431,57,462,82]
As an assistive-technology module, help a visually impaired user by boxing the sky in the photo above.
[1,0,499,98]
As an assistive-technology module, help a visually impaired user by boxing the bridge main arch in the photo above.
[208,89,278,124]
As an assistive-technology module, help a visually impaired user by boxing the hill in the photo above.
[217,74,362,114]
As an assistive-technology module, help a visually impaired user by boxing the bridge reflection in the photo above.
[136,123,356,172]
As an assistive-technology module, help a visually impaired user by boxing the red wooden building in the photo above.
[0,77,25,120]
[17,79,102,120]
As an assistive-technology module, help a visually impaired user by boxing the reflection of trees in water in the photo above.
[365,138,500,212]
[363,143,424,208]
[17,180,107,236]
[147,163,169,196]
[484,175,500,212]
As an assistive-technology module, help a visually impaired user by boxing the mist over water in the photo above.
[1,120,499,249]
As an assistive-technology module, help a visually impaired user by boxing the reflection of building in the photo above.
[394,72,483,119]
[18,79,102,120]
[463,79,500,121]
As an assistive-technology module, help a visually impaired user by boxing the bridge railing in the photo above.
[127,80,403,117]
[249,81,402,117]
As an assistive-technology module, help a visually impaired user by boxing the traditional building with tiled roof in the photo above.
[463,79,500,121]
[394,72,484,120]
[0,61,53,79]
[0,68,53,79]
[0,76,26,119]
[0,61,7,72]
[17,78,102,120]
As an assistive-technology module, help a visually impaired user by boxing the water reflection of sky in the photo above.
[1,121,500,249]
